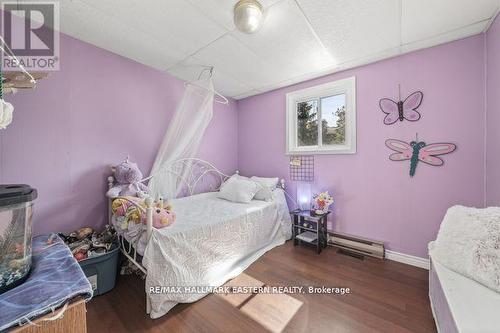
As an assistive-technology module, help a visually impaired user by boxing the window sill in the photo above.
[286,147,356,155]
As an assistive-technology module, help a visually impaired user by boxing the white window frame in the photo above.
[286,76,356,155]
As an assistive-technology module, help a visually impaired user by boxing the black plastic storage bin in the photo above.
[78,245,120,296]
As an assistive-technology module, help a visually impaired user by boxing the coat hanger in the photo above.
[185,66,229,105]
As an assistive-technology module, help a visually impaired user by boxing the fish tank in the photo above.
[0,185,37,294]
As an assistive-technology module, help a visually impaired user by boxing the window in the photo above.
[286,77,356,154]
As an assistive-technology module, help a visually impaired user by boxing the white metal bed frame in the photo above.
[107,157,285,314]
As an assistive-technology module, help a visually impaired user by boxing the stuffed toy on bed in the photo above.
[112,196,175,229]
[106,158,149,198]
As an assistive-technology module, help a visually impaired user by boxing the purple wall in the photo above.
[0,33,238,235]
[0,15,494,259]
[237,36,486,258]
[486,15,500,205]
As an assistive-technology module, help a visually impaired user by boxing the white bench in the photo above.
[429,257,500,332]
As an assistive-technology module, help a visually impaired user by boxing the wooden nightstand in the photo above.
[291,210,330,254]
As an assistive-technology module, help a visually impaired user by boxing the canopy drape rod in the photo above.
[184,66,229,105]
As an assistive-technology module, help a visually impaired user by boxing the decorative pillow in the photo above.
[251,176,279,201]
[220,174,254,190]
[429,205,500,293]
[217,176,259,203]
[220,174,242,190]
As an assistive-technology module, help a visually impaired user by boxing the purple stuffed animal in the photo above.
[106,158,149,198]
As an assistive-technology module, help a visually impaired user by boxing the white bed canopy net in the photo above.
[148,72,225,199]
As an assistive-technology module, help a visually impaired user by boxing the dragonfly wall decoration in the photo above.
[385,135,456,177]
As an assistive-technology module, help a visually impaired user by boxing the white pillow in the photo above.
[429,205,500,293]
[251,176,279,201]
[220,174,234,189]
[220,174,247,189]
[218,176,259,203]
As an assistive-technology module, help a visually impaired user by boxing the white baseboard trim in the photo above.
[385,250,430,270]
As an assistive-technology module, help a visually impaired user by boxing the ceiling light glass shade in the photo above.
[234,0,263,34]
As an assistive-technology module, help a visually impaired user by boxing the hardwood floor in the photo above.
[87,242,436,333]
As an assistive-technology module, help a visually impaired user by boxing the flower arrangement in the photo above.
[312,191,333,215]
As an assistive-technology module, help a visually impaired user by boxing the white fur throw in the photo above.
[429,205,500,293]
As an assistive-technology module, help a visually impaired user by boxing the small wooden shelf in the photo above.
[298,237,319,245]
[291,210,330,254]
[294,225,318,233]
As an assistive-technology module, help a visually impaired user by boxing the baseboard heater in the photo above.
[328,232,385,259]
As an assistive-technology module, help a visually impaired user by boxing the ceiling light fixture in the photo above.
[234,0,264,34]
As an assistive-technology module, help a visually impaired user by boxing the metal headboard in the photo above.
[157,157,233,196]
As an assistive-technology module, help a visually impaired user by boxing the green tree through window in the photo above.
[286,76,355,154]
[322,105,345,145]
[297,100,318,146]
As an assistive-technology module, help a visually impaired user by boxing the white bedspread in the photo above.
[138,189,291,318]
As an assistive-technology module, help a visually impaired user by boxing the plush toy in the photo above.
[107,158,149,198]
[112,196,175,229]
[151,198,176,229]
[112,196,138,216]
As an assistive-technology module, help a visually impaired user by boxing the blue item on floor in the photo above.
[0,234,92,331]
[79,245,120,296]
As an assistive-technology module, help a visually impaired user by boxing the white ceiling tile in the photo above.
[59,1,183,69]
[15,0,500,99]
[80,0,226,57]
[187,0,283,31]
[266,46,400,91]
[168,56,253,97]
[233,0,334,78]
[166,59,203,83]
[192,34,289,88]
[296,0,401,64]
[402,0,499,43]
[401,20,489,53]
[233,90,262,100]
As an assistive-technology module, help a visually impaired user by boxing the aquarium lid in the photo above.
[0,184,37,206]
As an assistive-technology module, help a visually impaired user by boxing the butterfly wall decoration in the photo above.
[379,86,423,125]
[385,136,456,177]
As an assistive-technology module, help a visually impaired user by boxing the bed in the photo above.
[107,158,292,318]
